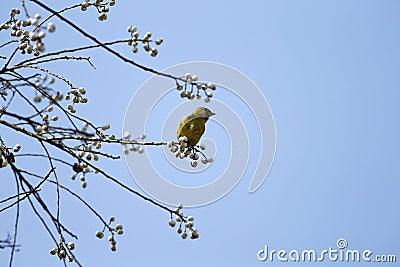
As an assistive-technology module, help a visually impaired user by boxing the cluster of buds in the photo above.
[175,73,216,102]
[168,203,199,239]
[49,239,75,262]
[95,216,123,251]
[1,80,11,98]
[168,136,213,167]
[32,74,58,103]
[34,104,61,134]
[126,26,163,57]
[65,86,88,114]
[80,0,116,21]
[0,9,56,56]
[0,144,16,169]
[122,131,145,154]
[70,139,105,188]
[71,167,90,189]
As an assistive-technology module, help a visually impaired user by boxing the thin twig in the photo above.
[0,189,41,205]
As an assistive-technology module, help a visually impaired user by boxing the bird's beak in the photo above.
[210,112,216,116]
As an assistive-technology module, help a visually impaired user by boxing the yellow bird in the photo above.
[177,107,215,146]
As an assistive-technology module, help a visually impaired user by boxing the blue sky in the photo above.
[1,0,399,266]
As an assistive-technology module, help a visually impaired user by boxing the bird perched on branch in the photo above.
[177,107,215,146]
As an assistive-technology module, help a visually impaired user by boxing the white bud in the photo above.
[168,219,176,227]
[179,136,188,142]
[50,247,58,255]
[78,151,85,159]
[95,231,104,238]
[190,230,199,239]
[78,87,86,94]
[13,144,21,152]
[68,242,75,250]
[47,22,55,32]
[123,131,131,139]
[37,31,45,39]
[144,32,151,39]
[58,249,66,259]
[98,13,107,21]
[207,83,216,90]
[184,222,193,228]
[155,37,163,45]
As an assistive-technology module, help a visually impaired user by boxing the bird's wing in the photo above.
[177,115,189,138]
